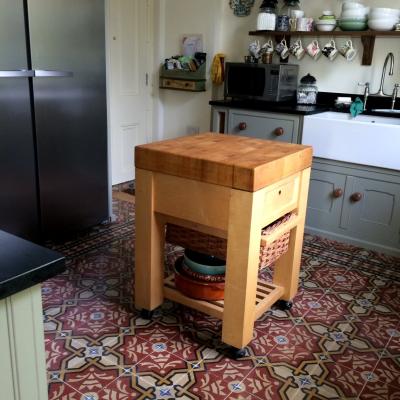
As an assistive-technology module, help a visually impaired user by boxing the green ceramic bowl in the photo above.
[183,249,226,275]
[339,20,368,31]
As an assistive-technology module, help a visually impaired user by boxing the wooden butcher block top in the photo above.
[135,133,313,192]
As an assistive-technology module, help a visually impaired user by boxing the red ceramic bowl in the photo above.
[174,257,225,301]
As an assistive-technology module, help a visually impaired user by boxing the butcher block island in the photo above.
[135,133,312,356]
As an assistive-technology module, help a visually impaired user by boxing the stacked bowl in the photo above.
[174,249,226,300]
[368,8,400,31]
[339,1,369,31]
[315,11,337,32]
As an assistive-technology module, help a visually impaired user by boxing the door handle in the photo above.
[34,70,73,77]
[0,70,35,78]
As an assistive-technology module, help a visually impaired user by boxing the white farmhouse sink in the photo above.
[302,112,400,170]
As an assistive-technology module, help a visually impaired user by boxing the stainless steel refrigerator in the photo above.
[0,0,109,241]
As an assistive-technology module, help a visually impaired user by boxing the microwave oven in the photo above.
[224,63,299,102]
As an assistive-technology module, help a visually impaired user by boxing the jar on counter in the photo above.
[256,0,278,31]
[297,73,318,105]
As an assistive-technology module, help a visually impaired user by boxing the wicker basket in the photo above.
[166,213,295,269]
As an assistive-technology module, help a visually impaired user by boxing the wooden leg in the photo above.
[222,189,265,349]
[273,168,311,301]
[134,168,165,311]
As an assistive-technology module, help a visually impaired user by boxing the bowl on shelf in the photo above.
[174,256,225,301]
[369,8,400,19]
[339,19,368,31]
[368,18,397,31]
[315,22,337,31]
[342,1,366,11]
[341,9,368,19]
[183,249,226,275]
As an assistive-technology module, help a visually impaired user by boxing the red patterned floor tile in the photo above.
[359,380,400,400]
[135,350,188,376]
[305,361,367,399]
[353,313,399,350]
[62,366,120,397]
[131,321,181,344]
[288,288,327,318]
[372,357,400,388]
[45,333,74,372]
[302,292,351,325]
[42,276,81,306]
[52,298,132,338]
[99,375,148,399]
[48,381,83,400]
[262,324,323,367]
[112,334,152,367]
[306,264,351,289]
[242,366,296,400]
[330,347,380,375]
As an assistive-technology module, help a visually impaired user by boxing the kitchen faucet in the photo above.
[392,83,399,110]
[358,82,370,111]
[372,52,394,96]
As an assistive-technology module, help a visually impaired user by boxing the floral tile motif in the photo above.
[358,380,400,400]
[42,198,400,400]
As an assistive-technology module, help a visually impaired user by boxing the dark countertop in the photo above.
[209,100,328,115]
[0,230,65,300]
[210,93,400,119]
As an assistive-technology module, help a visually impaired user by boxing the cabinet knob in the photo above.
[333,188,343,198]
[238,122,247,131]
[350,192,363,202]
[274,127,284,136]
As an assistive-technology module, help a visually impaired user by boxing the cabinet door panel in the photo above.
[228,110,297,143]
[341,176,400,246]
[306,169,346,230]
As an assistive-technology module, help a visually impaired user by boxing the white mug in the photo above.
[339,40,357,61]
[306,40,321,60]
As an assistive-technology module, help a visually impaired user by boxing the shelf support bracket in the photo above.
[361,35,375,66]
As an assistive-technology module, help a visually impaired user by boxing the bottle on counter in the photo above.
[277,0,301,32]
[256,0,278,31]
[297,73,318,105]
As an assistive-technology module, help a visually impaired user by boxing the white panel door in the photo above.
[108,0,152,184]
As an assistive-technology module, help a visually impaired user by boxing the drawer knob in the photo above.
[238,122,247,131]
[333,188,343,198]
[350,192,363,202]
[274,127,284,136]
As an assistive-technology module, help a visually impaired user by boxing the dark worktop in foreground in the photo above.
[0,230,65,300]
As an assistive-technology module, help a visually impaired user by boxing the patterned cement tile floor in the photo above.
[43,198,400,400]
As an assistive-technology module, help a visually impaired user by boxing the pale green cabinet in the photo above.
[210,107,301,144]
[306,159,400,257]
[0,285,48,400]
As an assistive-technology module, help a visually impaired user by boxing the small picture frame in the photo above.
[181,34,203,57]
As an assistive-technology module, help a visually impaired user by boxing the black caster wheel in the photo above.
[140,309,153,320]
[276,300,293,311]
[228,347,247,360]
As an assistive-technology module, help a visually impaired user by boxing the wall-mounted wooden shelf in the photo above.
[248,30,400,66]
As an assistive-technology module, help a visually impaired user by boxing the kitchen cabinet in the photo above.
[211,107,302,144]
[306,159,400,256]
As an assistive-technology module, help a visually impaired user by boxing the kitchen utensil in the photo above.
[339,40,357,61]
[322,39,338,61]
[306,40,321,60]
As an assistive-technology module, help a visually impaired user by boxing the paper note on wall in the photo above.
[182,35,203,57]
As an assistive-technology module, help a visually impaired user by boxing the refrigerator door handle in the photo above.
[0,69,35,78]
[34,70,73,77]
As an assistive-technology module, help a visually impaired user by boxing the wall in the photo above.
[154,0,223,140]
[155,0,400,139]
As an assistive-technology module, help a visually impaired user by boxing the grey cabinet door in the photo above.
[306,169,347,231]
[228,110,299,143]
[341,176,400,246]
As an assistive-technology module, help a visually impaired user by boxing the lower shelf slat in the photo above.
[163,275,284,322]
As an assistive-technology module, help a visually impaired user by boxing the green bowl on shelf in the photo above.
[183,249,226,276]
[339,20,368,31]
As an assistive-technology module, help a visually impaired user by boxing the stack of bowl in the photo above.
[368,8,400,31]
[174,249,226,300]
[339,1,369,31]
[315,11,337,32]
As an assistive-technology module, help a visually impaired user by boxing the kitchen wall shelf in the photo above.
[249,30,400,66]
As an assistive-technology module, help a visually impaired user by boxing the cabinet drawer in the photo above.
[306,169,346,231]
[160,78,205,92]
[228,110,298,143]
